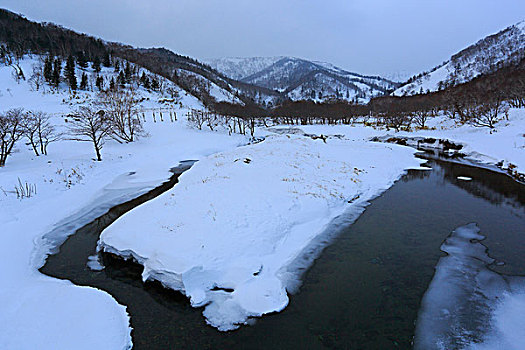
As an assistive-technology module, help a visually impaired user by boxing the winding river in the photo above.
[40,154,525,349]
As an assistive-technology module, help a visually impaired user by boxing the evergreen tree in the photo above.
[65,55,77,90]
[140,72,150,89]
[124,62,132,83]
[43,56,53,83]
[151,77,159,90]
[114,59,120,72]
[92,56,101,73]
[52,58,61,88]
[80,72,88,90]
[96,76,104,91]
[109,77,116,91]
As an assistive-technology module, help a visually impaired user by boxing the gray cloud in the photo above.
[2,0,524,77]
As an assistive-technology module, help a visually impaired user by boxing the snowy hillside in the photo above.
[394,20,525,96]
[204,57,284,80]
[207,56,399,103]
[0,56,198,112]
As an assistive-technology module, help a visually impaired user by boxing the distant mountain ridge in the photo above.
[394,20,525,96]
[0,8,280,109]
[206,56,400,103]
[204,57,285,81]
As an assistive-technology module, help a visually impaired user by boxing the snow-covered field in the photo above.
[295,108,525,176]
[1,54,524,348]
[0,121,246,349]
[0,58,247,349]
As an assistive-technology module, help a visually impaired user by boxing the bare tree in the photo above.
[470,99,508,129]
[98,89,144,143]
[0,108,25,167]
[28,62,46,92]
[21,111,61,156]
[67,106,111,161]
[10,63,25,83]
[187,109,207,130]
[382,111,412,132]
[412,109,432,129]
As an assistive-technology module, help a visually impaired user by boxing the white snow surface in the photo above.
[1,54,524,346]
[293,107,525,175]
[0,57,246,349]
[99,134,422,331]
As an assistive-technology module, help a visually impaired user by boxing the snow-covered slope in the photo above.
[394,20,525,96]
[207,57,399,103]
[204,57,284,81]
[0,56,190,112]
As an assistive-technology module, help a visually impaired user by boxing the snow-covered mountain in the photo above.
[394,20,525,96]
[206,57,400,103]
[204,57,284,81]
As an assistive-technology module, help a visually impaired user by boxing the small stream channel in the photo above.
[40,155,525,349]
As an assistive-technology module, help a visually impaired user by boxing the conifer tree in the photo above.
[65,55,77,90]
[52,58,61,88]
[109,77,116,91]
[80,72,88,90]
[117,70,126,87]
[43,56,53,83]
[140,72,151,89]
[124,62,132,83]
[151,77,159,90]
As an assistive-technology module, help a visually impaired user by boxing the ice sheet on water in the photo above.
[414,223,525,350]
[87,254,104,271]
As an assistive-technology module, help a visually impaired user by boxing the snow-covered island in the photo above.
[99,134,421,330]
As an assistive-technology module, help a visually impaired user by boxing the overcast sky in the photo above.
[2,0,524,78]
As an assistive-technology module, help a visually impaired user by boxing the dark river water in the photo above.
[40,156,525,349]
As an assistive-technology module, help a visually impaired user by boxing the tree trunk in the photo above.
[94,144,102,161]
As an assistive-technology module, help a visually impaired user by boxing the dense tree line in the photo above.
[0,9,110,62]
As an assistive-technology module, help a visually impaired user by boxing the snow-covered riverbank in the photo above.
[293,108,525,177]
[0,61,247,350]
[99,134,423,330]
